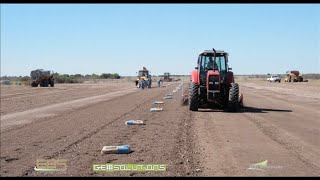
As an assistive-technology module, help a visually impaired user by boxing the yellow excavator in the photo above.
[284,70,304,82]
[135,67,151,88]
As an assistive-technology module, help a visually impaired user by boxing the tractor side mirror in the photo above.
[195,67,198,69]
[228,67,232,70]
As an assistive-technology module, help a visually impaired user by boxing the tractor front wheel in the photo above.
[227,83,240,112]
[31,82,38,87]
[189,82,199,111]
[49,80,54,87]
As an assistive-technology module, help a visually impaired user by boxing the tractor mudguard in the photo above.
[191,69,199,85]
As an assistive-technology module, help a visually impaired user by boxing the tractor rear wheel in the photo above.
[40,81,44,87]
[227,83,239,112]
[45,80,49,87]
[49,80,54,87]
[189,82,199,111]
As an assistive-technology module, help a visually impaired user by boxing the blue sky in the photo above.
[1,4,319,76]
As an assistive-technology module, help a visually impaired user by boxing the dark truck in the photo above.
[30,69,55,87]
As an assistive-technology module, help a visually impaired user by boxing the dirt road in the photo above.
[1,80,319,176]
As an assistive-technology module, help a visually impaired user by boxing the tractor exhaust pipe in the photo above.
[212,48,217,71]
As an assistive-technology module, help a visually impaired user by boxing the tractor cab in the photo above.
[198,50,230,86]
[189,48,241,112]
[135,67,151,88]
[138,70,149,79]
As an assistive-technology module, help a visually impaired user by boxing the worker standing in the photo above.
[139,78,145,90]
[158,78,163,87]
[148,74,152,88]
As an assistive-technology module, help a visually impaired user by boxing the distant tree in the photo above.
[1,76,8,80]
[110,73,120,79]
[74,74,83,78]
[91,73,100,79]
[100,73,111,79]
[19,76,30,81]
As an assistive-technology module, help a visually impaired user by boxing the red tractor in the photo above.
[188,48,243,112]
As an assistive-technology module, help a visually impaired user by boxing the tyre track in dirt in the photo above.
[23,82,199,177]
[1,82,199,177]
[1,85,163,176]
[1,83,134,116]
[1,87,138,131]
[22,90,167,176]
[1,88,70,100]
[192,84,320,176]
[3,80,318,176]
[240,86,320,172]
[239,82,320,100]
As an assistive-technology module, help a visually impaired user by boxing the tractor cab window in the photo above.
[139,71,148,77]
[200,56,215,71]
[215,56,227,72]
[200,55,227,72]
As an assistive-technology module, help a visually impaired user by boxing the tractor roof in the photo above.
[200,50,228,56]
